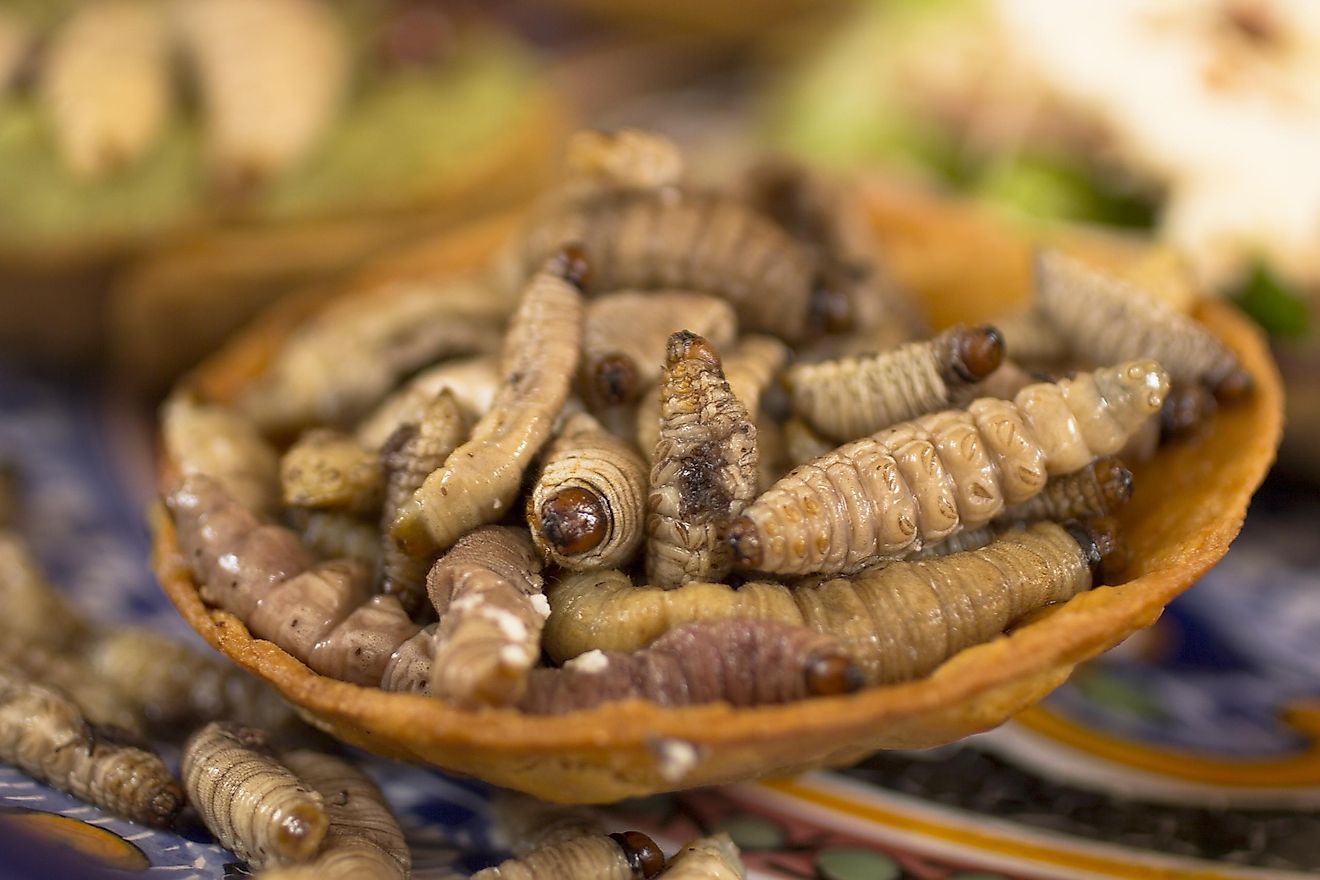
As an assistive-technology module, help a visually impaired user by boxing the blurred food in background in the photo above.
[769,0,1320,475]
[0,0,565,380]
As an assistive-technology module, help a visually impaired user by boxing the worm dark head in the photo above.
[1065,517,1128,585]
[1091,456,1134,511]
[1211,366,1253,403]
[805,653,865,697]
[666,330,722,369]
[590,353,641,407]
[808,276,855,335]
[554,243,593,291]
[611,831,666,878]
[725,516,763,569]
[1160,384,1216,441]
[538,487,607,557]
[951,324,1006,383]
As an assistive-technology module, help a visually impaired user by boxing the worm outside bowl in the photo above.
[150,181,1283,804]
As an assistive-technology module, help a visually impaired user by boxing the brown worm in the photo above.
[544,521,1122,685]
[728,361,1167,575]
[646,332,759,587]
[521,618,860,714]
[280,430,383,516]
[378,390,469,615]
[354,354,499,450]
[162,395,281,516]
[239,275,506,435]
[286,509,380,570]
[513,188,826,342]
[0,644,144,738]
[787,324,1005,440]
[426,527,546,708]
[528,413,648,571]
[1035,249,1251,399]
[262,750,409,880]
[182,722,327,869]
[307,596,421,687]
[379,623,436,694]
[0,670,183,827]
[581,290,738,407]
[996,456,1133,523]
[472,831,666,880]
[658,833,745,879]
[390,249,586,557]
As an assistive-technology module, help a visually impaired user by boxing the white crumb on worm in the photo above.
[564,649,609,674]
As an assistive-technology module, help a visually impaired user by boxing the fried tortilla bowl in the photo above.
[151,180,1282,804]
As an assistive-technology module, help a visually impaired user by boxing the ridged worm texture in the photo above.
[659,834,746,879]
[471,831,665,880]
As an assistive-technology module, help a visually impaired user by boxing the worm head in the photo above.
[804,652,865,697]
[1160,384,1217,440]
[553,243,593,291]
[1097,359,1170,422]
[1065,516,1129,585]
[951,325,1006,383]
[610,831,666,878]
[1092,456,1135,510]
[536,486,608,557]
[666,330,723,369]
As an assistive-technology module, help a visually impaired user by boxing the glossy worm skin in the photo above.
[562,128,685,195]
[0,671,183,828]
[182,723,327,869]
[646,332,759,587]
[659,834,745,879]
[162,396,281,516]
[240,276,505,435]
[529,412,648,571]
[546,522,1118,685]
[582,291,738,407]
[787,325,1005,441]
[280,430,383,516]
[262,750,409,880]
[378,390,469,615]
[1035,250,1251,399]
[379,623,436,694]
[729,360,1167,575]
[308,595,421,687]
[427,527,546,708]
[41,0,171,178]
[515,188,824,342]
[172,0,348,183]
[472,831,666,880]
[390,250,586,557]
[354,354,499,450]
[520,619,861,714]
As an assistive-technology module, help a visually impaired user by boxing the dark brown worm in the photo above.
[472,830,666,880]
[0,670,183,828]
[520,619,861,714]
[182,722,327,869]
[728,361,1167,575]
[787,324,1005,440]
[426,527,546,708]
[545,521,1122,685]
[390,248,586,557]
[996,456,1133,523]
[646,332,759,587]
[514,188,824,342]
[1035,249,1251,400]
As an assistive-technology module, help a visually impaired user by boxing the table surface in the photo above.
[2,363,1317,880]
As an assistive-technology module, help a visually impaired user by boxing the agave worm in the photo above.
[280,430,383,516]
[728,361,1167,575]
[658,834,745,879]
[472,830,666,880]
[645,332,758,587]
[390,249,586,557]
[162,395,281,516]
[355,355,499,450]
[528,413,648,571]
[546,521,1121,685]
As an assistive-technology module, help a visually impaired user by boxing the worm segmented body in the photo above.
[426,527,546,707]
[521,619,860,713]
[546,522,1116,685]
[473,830,666,880]
[997,456,1133,524]
[163,396,281,516]
[729,361,1167,575]
[263,750,408,880]
[516,189,822,341]
[42,0,171,178]
[0,644,143,735]
[582,291,738,407]
[0,671,183,827]
[787,325,1005,441]
[308,596,421,687]
[491,793,605,855]
[287,509,380,569]
[240,277,505,434]
[646,333,759,587]
[1036,250,1250,399]
[280,430,382,515]
[182,723,327,869]
[529,413,648,571]
[379,623,436,694]
[354,355,499,450]
[391,251,586,557]
[378,391,469,614]
[659,834,745,879]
